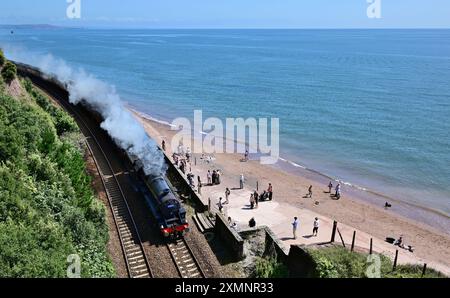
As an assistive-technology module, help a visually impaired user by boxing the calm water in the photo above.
[1,29,449,217]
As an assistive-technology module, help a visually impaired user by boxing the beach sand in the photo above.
[130,109,450,276]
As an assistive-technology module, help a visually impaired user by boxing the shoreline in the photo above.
[129,106,449,235]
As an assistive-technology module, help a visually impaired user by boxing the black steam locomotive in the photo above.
[126,149,189,238]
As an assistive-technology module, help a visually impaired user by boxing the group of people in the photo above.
[172,152,189,174]
[248,184,273,209]
[292,216,320,240]
[328,181,341,199]
[206,169,221,186]
[305,181,342,199]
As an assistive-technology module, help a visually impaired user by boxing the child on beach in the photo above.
[328,181,333,193]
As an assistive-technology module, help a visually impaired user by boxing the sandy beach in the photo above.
[130,109,450,275]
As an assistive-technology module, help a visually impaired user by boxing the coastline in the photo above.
[129,106,450,234]
[128,106,450,275]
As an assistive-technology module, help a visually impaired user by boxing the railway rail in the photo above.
[167,238,206,278]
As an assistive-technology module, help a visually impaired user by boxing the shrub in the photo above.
[0,85,114,277]
[1,61,17,83]
[0,49,5,67]
[254,256,289,278]
[308,246,445,278]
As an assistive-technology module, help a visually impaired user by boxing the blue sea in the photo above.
[1,29,449,224]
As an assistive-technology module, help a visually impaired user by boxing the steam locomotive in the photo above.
[126,149,189,238]
[14,62,189,238]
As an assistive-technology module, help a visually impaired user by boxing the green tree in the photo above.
[1,61,17,83]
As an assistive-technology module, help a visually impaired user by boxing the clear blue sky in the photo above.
[1,0,449,28]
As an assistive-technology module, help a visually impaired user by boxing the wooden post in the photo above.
[370,238,373,255]
[351,231,356,252]
[337,228,346,248]
[208,197,211,214]
[421,263,427,277]
[331,221,338,242]
[393,250,399,271]
[195,157,197,166]
[257,181,259,191]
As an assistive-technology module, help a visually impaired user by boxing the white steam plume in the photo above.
[4,46,167,177]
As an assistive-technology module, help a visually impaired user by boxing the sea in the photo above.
[1,28,449,231]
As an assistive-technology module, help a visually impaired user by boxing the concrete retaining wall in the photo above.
[214,213,245,260]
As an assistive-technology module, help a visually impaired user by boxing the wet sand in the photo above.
[130,109,450,276]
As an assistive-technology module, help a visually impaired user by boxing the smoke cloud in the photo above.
[4,46,167,177]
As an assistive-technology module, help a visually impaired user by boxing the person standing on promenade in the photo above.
[308,185,313,198]
[207,170,212,185]
[292,217,299,239]
[313,217,319,236]
[268,183,273,200]
[250,194,255,209]
[225,187,231,204]
[197,176,202,194]
[328,181,333,193]
[212,170,217,185]
[216,170,221,185]
[240,174,245,189]
[218,197,224,214]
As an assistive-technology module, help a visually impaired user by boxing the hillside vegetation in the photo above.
[0,52,114,277]
[307,247,445,278]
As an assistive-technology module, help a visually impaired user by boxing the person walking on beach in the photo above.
[240,174,245,189]
[313,217,319,237]
[308,185,313,198]
[162,140,166,151]
[254,190,259,209]
[268,183,273,200]
[328,181,333,193]
[292,217,299,240]
[225,187,231,204]
[207,170,212,185]
[244,150,249,162]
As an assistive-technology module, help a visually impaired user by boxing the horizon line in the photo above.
[2,24,450,30]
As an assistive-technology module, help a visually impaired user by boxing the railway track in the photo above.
[32,82,153,279]
[26,73,209,279]
[167,238,205,278]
